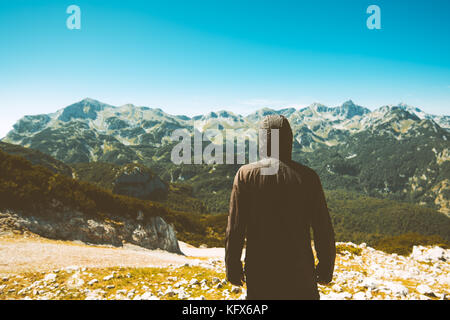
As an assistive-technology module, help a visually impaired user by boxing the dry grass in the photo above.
[0,265,242,300]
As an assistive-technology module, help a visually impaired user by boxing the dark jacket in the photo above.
[225,115,336,300]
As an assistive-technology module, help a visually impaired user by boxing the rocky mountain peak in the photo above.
[336,100,370,118]
[58,98,109,122]
[245,108,277,122]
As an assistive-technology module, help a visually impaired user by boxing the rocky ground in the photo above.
[0,233,448,300]
[321,243,449,300]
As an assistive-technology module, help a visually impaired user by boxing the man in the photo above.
[225,115,336,300]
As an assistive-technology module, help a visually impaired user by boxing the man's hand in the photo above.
[227,266,245,286]
[316,278,331,285]
[314,263,333,285]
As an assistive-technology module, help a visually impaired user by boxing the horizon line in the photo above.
[38,97,449,119]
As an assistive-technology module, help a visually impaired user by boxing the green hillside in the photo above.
[0,150,165,221]
[0,141,72,176]
[72,161,207,214]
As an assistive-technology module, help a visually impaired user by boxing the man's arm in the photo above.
[311,172,336,284]
[225,169,247,286]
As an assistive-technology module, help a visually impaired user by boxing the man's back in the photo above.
[225,157,336,300]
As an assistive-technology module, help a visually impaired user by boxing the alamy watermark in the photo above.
[66,5,81,30]
[65,4,381,31]
[367,5,381,30]
[170,128,280,175]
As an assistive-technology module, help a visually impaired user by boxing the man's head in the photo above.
[259,114,293,161]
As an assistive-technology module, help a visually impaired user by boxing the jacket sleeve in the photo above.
[311,172,336,283]
[225,169,247,285]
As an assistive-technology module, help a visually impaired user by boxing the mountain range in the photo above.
[2,98,449,215]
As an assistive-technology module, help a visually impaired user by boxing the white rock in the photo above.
[384,282,409,297]
[140,292,157,300]
[321,292,352,300]
[411,246,449,263]
[177,292,190,299]
[43,273,57,283]
[416,284,435,296]
[85,289,105,300]
[88,279,98,286]
[426,247,448,262]
[65,266,80,273]
[67,273,85,288]
[331,284,342,292]
[360,278,380,290]
[174,279,188,288]
[353,292,366,300]
[103,275,114,281]
[211,277,221,284]
[164,287,176,297]
[237,293,247,300]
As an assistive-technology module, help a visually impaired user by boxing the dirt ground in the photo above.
[0,233,229,276]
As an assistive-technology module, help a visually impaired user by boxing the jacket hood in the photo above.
[259,114,293,161]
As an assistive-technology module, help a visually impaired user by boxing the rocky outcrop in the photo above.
[0,210,181,254]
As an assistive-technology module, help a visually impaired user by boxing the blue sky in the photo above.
[0,0,449,138]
